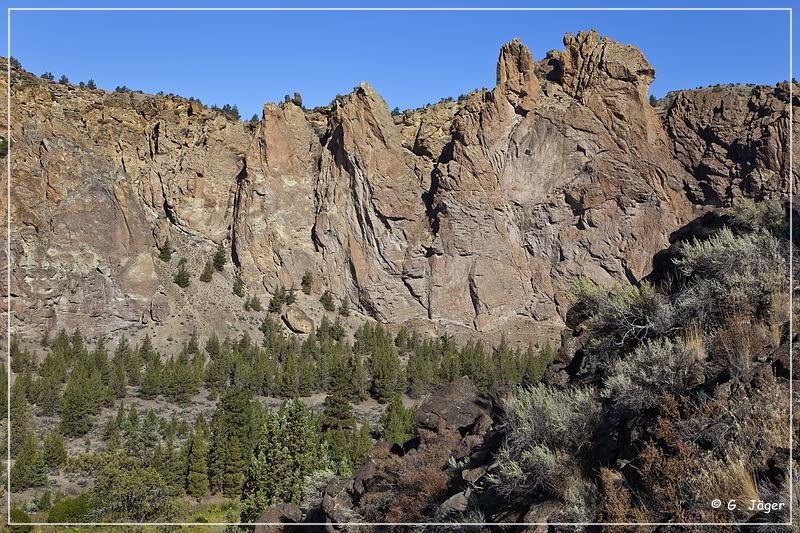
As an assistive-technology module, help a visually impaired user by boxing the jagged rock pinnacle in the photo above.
[495,37,540,113]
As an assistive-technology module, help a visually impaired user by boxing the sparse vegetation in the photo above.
[158,237,172,262]
[173,262,191,288]
[320,290,335,312]
[213,243,227,271]
[232,274,244,297]
[301,271,313,294]
[199,261,214,282]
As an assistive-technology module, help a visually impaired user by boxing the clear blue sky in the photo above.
[3,1,796,120]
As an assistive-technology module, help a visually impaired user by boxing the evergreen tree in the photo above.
[406,351,436,398]
[321,386,354,433]
[221,436,245,497]
[364,325,404,402]
[213,243,227,271]
[159,237,172,262]
[351,421,373,470]
[10,432,48,491]
[240,413,292,521]
[319,290,335,311]
[439,335,462,383]
[61,368,93,437]
[279,351,300,398]
[301,271,313,295]
[285,287,297,305]
[232,274,245,297]
[10,336,34,373]
[380,394,415,446]
[492,336,522,386]
[459,339,490,392]
[199,261,214,282]
[268,286,286,313]
[338,298,350,317]
[42,429,67,469]
[249,295,262,312]
[208,388,257,492]
[104,415,122,452]
[142,409,159,451]
[324,428,352,476]
[279,401,319,501]
[139,356,162,399]
[186,426,209,500]
[162,435,184,495]
[521,344,554,385]
[345,351,369,401]
[173,262,191,288]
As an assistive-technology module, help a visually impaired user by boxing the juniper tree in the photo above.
[61,368,94,437]
[213,243,227,271]
[186,426,209,500]
[208,388,257,492]
[222,436,246,497]
[350,421,373,470]
[321,358,355,432]
[285,286,297,305]
[139,356,162,399]
[268,286,286,313]
[320,290,335,311]
[42,429,67,469]
[173,262,191,288]
[301,271,313,294]
[338,298,350,317]
[10,432,47,491]
[232,274,245,297]
[199,261,214,282]
[380,394,415,446]
[240,413,292,521]
[278,401,320,502]
[159,237,172,262]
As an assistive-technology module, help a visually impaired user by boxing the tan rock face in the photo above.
[660,82,799,205]
[3,32,795,346]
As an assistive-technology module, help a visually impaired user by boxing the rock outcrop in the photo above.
[2,30,796,346]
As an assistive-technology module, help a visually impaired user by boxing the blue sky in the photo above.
[3,1,796,120]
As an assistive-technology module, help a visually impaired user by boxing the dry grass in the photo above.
[681,322,706,361]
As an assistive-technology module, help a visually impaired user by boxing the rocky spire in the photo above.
[495,38,540,113]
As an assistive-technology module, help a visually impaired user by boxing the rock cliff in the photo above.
[2,30,796,346]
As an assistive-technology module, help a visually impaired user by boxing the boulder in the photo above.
[254,503,302,533]
[415,376,490,432]
[282,305,314,334]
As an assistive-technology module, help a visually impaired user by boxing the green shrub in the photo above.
[10,507,31,532]
[232,275,244,297]
[173,263,190,288]
[199,261,214,282]
[213,243,227,271]
[320,290,335,312]
[47,493,90,523]
[268,286,286,313]
[301,271,313,294]
[158,237,172,262]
